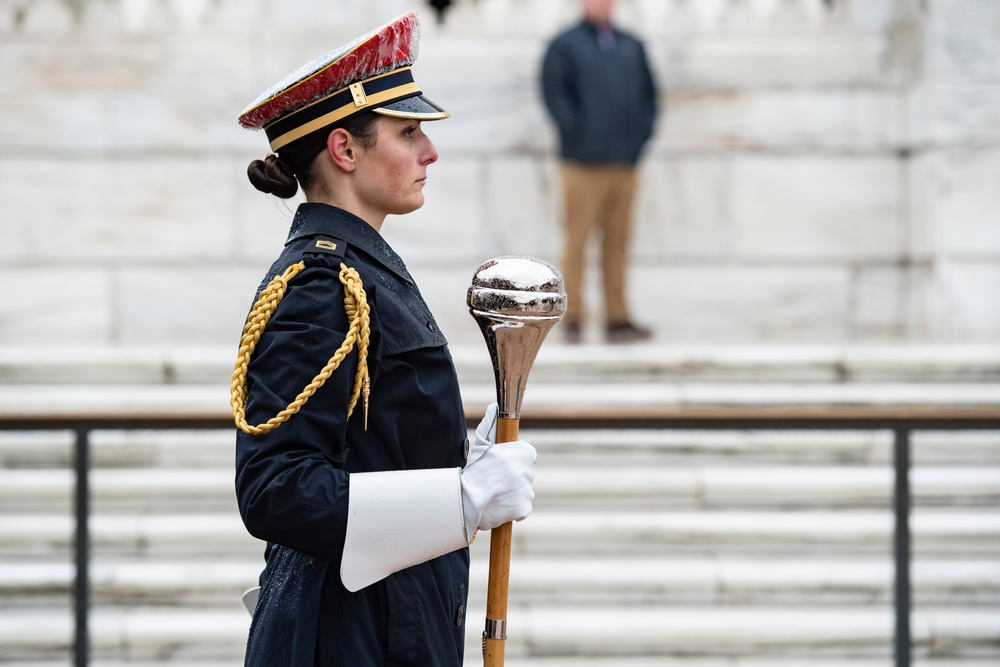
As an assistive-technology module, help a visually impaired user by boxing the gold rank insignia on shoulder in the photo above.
[308,236,347,259]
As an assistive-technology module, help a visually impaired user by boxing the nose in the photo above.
[423,136,439,165]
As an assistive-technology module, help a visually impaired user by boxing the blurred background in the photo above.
[0,0,998,347]
[0,0,998,666]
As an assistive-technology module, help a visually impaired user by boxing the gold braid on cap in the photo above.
[231,261,371,435]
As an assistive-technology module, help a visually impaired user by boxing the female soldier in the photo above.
[230,13,537,666]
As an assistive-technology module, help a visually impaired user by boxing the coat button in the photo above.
[427,321,437,332]
[463,437,470,459]
[455,605,465,626]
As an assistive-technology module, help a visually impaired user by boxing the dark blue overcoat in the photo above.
[235,203,470,666]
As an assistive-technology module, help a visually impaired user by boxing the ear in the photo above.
[326,128,357,173]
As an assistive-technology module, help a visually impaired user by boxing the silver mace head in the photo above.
[468,256,567,420]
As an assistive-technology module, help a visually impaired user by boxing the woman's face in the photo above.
[351,115,439,220]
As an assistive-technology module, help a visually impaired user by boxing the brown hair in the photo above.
[247,111,380,199]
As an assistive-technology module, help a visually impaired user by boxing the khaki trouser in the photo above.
[559,162,638,326]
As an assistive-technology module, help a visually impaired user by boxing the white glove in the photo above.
[461,402,537,537]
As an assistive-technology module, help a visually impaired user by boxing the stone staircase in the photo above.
[0,345,998,666]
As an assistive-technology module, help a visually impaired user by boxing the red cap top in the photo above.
[238,12,419,131]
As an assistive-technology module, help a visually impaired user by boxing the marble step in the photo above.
[500,662,999,667]
[516,510,1000,556]
[1,605,997,662]
[539,466,1000,508]
[3,345,1000,385]
[533,429,1000,466]
[469,344,1000,385]
[485,606,1000,661]
[0,429,237,469]
[464,557,1000,606]
[1,466,998,511]
[2,557,997,606]
[1,510,997,558]
[6,661,1000,667]
[0,513,260,558]
[2,382,998,439]
[3,428,999,470]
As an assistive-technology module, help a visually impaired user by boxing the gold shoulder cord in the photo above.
[230,261,371,435]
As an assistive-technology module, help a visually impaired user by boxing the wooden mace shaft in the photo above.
[483,416,519,667]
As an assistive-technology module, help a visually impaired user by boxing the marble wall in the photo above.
[0,0,997,348]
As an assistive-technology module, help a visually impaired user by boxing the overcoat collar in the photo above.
[286,203,414,285]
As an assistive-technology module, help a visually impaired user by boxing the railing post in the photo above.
[893,427,911,667]
[74,427,90,667]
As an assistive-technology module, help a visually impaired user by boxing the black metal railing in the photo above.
[2,405,999,667]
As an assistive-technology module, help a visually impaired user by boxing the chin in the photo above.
[394,197,425,216]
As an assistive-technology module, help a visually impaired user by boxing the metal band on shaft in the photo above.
[484,618,507,640]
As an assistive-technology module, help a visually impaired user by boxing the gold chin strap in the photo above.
[231,261,371,436]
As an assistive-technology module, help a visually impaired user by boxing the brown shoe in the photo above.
[563,320,582,344]
[607,321,652,344]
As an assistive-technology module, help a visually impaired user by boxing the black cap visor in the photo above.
[374,94,450,120]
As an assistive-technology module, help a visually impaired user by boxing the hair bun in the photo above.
[247,154,298,199]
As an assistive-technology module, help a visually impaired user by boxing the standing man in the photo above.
[541,0,658,344]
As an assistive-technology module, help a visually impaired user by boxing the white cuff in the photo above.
[341,467,468,592]
[242,586,260,616]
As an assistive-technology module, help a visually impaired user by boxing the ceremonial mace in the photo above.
[468,256,566,666]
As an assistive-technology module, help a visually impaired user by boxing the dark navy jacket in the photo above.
[235,203,470,666]
[540,19,658,166]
